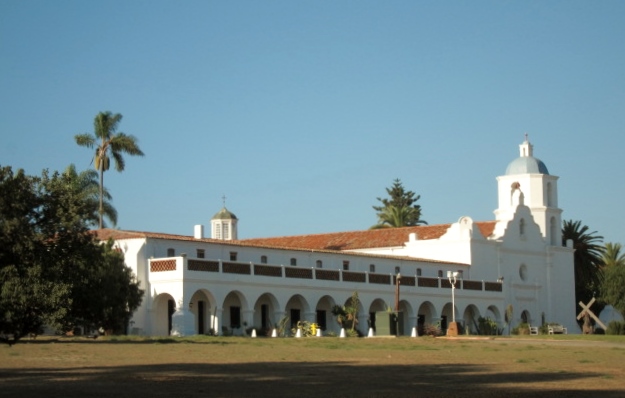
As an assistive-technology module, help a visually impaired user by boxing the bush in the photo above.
[538,322,566,335]
[512,322,530,335]
[606,321,625,335]
[290,320,319,337]
[477,317,499,335]
[423,323,442,337]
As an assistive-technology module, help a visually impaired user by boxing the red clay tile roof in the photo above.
[239,222,496,251]
[94,221,496,253]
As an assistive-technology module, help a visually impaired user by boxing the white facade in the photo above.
[103,139,577,336]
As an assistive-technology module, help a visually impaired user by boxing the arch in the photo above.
[253,292,280,336]
[336,294,365,334]
[462,304,481,335]
[398,299,414,335]
[152,293,176,336]
[485,305,501,323]
[368,298,388,333]
[441,302,458,332]
[417,301,437,336]
[520,309,531,325]
[368,298,387,313]
[315,295,337,333]
[189,288,217,335]
[222,290,249,335]
[285,294,311,330]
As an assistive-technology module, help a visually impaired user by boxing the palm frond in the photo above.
[74,133,95,148]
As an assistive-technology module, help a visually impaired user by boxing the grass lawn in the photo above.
[1,335,624,397]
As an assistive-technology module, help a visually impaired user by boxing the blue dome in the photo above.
[505,156,549,175]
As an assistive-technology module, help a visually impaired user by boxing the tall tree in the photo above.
[371,179,426,229]
[63,164,117,228]
[75,112,144,229]
[561,220,605,313]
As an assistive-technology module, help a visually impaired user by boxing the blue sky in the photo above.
[1,1,624,245]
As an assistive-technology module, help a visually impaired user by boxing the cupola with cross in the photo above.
[211,196,238,240]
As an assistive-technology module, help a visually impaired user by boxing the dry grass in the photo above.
[1,335,624,397]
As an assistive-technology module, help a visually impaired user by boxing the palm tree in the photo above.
[372,179,427,229]
[562,220,605,312]
[62,164,117,228]
[371,204,420,229]
[75,112,144,229]
[601,243,625,268]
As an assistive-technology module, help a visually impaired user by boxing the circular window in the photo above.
[519,264,528,281]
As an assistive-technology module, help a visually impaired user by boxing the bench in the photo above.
[548,325,567,334]
[529,325,539,335]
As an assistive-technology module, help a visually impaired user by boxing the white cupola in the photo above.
[211,207,238,240]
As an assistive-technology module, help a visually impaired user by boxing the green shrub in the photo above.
[512,322,530,335]
[477,317,499,335]
[606,321,625,335]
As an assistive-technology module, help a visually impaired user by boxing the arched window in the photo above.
[290,258,297,266]
[167,248,175,257]
[438,270,443,278]
[519,218,525,236]
[316,260,323,268]
[416,268,422,277]
[369,264,375,273]
[261,255,268,264]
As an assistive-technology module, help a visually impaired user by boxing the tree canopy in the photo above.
[599,242,625,317]
[63,164,117,228]
[371,179,427,229]
[600,258,625,317]
[601,243,625,268]
[0,165,143,344]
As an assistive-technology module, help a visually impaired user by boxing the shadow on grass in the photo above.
[10,337,234,345]
[1,360,623,398]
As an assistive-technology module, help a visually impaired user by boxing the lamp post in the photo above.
[447,271,459,336]
[394,273,402,336]
[394,273,402,311]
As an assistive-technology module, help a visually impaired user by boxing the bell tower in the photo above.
[494,136,562,245]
